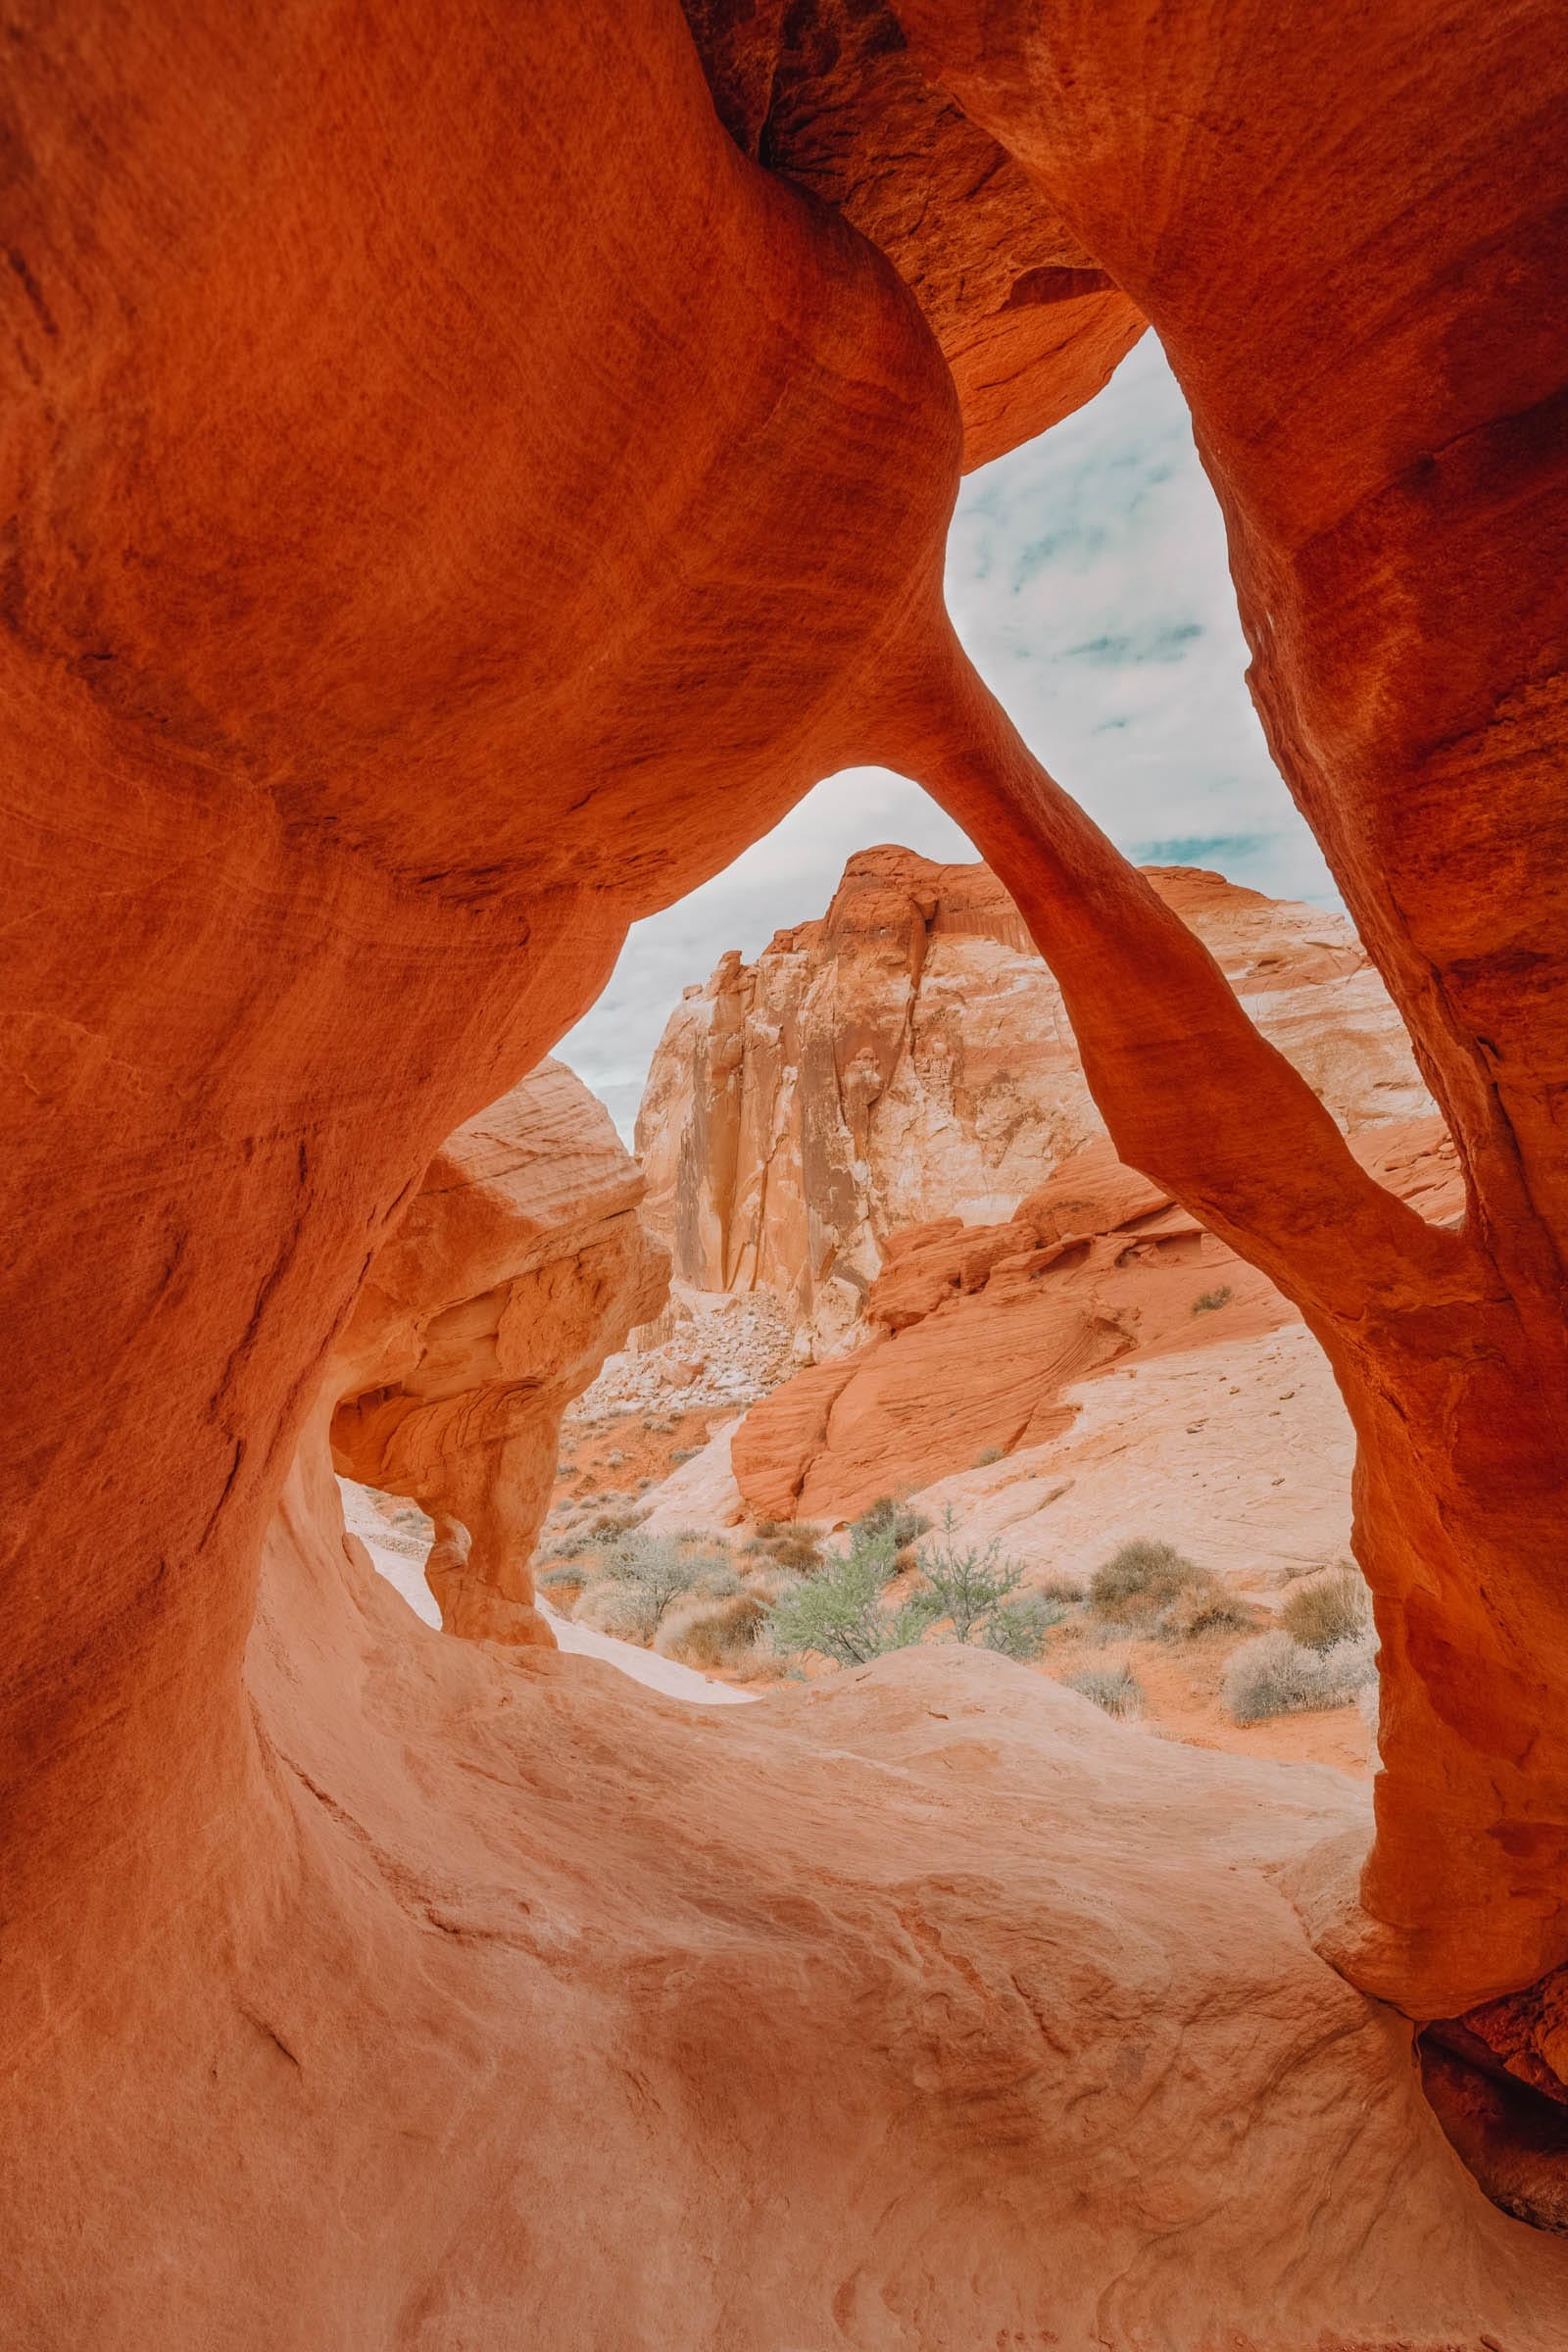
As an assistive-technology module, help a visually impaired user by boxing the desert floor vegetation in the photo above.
[571,1528,743,1645]
[1278,1566,1371,1652]
[762,1509,1063,1673]
[655,1588,768,1671]
[1086,1539,1252,1641]
[744,1520,826,1575]
[1221,1628,1377,1725]
[1065,1666,1145,1719]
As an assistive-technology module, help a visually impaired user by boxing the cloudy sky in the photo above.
[563,335,1335,1138]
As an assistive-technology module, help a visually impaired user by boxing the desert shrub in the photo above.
[853,1494,934,1555]
[888,1513,1066,1658]
[981,1592,1064,1661]
[581,1529,730,1640]
[605,1447,624,1468]
[1192,1286,1234,1314]
[1221,1630,1377,1724]
[554,1460,575,1480]
[670,1446,702,1465]
[1038,1574,1086,1604]
[1279,1567,1371,1653]
[764,1549,935,1668]
[914,1515,1026,1642]
[1084,1540,1245,1639]
[656,1590,767,1670]
[1066,1667,1144,1719]
[589,1507,646,1542]
[574,1578,664,1642]
[1152,1576,1252,1642]
[973,1446,1005,1468]
[1089,1539,1202,1624]
[746,1522,826,1575]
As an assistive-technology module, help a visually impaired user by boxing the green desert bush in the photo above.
[915,1516,1027,1642]
[980,1592,1063,1661]
[1066,1666,1144,1718]
[764,1547,935,1668]
[1279,1567,1371,1653]
[1221,1630,1376,1724]
[854,1512,1068,1661]
[1192,1286,1233,1314]
[656,1589,768,1670]
[1087,1538,1246,1639]
[574,1529,737,1642]
[972,1446,1005,1468]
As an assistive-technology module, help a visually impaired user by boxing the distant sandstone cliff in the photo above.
[637,847,1434,1350]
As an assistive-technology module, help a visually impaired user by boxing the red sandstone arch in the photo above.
[4,0,1568,2331]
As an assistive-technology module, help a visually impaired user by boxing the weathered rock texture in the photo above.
[5,0,1568,2332]
[678,0,1147,467]
[639,848,1435,1351]
[327,1059,666,1645]
[732,1124,1460,1526]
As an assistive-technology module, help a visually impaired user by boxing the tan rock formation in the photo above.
[328,1059,667,1645]
[640,849,1435,1352]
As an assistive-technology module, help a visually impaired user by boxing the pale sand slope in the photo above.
[914,1321,1353,1594]
[338,1476,756,1706]
[638,1323,1351,1595]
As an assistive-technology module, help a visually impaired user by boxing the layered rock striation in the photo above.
[328,1058,667,1645]
[639,848,1435,1352]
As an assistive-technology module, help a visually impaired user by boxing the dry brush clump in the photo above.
[1221,1630,1377,1725]
[1279,1566,1371,1652]
[853,1494,934,1564]
[655,1589,768,1670]
[1066,1667,1144,1719]
[1087,1539,1250,1641]
[745,1521,827,1575]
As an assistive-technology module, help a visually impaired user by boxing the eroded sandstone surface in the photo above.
[327,1058,667,1645]
[5,0,1568,2334]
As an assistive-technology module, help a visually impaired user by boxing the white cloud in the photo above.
[562,336,1336,1137]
